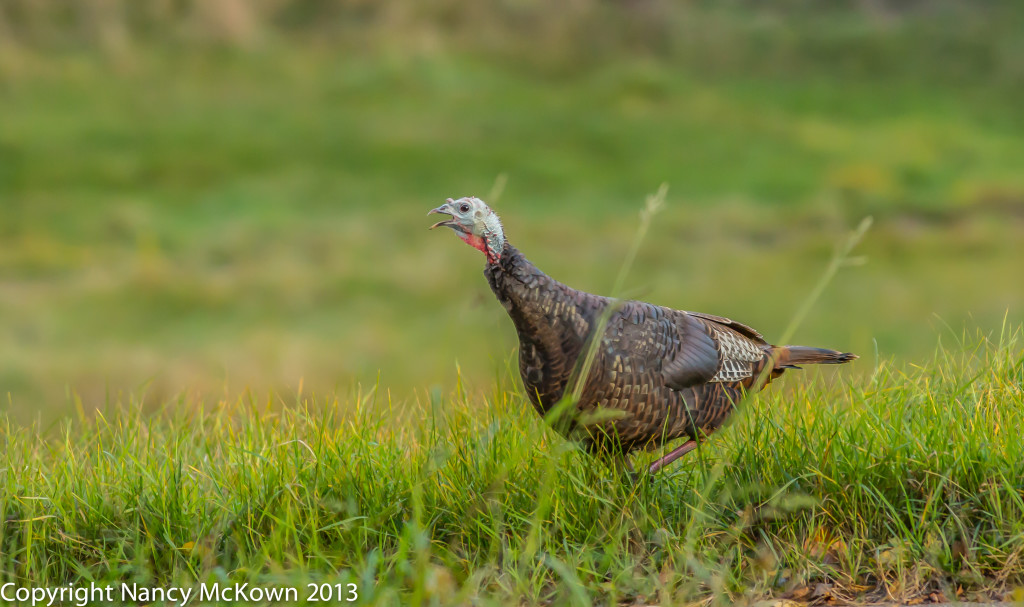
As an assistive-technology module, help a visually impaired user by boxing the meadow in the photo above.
[1,1,1024,603]
[2,330,1022,605]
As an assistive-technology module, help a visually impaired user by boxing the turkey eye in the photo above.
[459,203,470,213]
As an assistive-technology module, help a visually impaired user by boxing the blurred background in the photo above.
[1,0,1022,424]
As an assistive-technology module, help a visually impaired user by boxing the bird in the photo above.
[428,196,857,475]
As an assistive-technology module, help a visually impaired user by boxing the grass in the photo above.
[2,3,1024,602]
[2,44,1024,420]
[3,7,1024,419]
[2,191,1022,604]
[2,329,1022,605]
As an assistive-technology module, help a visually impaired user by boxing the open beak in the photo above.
[427,201,454,230]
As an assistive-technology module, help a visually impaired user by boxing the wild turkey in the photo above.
[429,197,857,474]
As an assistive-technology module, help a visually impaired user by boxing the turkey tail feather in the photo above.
[775,346,857,366]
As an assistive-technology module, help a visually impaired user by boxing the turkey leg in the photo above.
[648,440,698,474]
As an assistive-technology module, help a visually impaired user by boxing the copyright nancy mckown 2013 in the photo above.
[0,581,359,605]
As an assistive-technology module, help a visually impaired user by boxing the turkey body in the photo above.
[485,243,854,456]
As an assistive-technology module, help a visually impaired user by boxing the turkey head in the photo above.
[428,197,505,264]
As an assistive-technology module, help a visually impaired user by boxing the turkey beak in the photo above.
[427,203,454,230]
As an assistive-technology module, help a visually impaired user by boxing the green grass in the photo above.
[2,329,1022,605]
[3,45,1024,420]
[2,4,1024,602]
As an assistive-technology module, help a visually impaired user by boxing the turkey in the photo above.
[428,196,857,474]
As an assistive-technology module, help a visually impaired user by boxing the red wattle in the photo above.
[459,232,499,263]
[460,232,488,255]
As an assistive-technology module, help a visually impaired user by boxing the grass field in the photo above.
[2,1,1024,603]
[3,45,1023,423]
[3,330,1023,605]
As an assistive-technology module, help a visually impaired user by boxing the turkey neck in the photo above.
[484,243,606,413]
